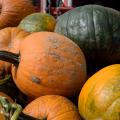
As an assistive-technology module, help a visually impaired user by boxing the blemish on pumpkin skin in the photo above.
[48,52,63,61]
[31,76,41,84]
[47,36,62,49]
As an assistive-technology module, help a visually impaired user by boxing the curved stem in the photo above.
[0,51,19,66]
[0,75,11,85]
[10,104,22,120]
[0,97,45,120]
[18,113,40,120]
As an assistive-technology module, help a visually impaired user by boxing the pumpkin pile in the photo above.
[0,3,120,120]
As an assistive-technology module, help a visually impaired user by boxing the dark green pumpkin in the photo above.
[55,5,120,65]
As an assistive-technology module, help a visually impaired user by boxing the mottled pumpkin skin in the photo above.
[12,32,86,98]
[0,0,34,29]
[23,95,81,120]
[78,64,120,120]
[55,5,120,64]
[18,13,56,32]
[0,27,29,78]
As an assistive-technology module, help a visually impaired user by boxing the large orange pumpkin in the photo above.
[78,64,120,120]
[0,32,86,98]
[0,27,29,79]
[23,95,81,120]
[0,0,34,29]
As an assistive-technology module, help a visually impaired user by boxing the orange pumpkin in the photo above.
[78,64,120,120]
[0,27,29,79]
[0,32,86,98]
[0,0,34,29]
[23,95,81,120]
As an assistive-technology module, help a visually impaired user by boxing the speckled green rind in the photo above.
[55,5,120,64]
[78,64,120,120]
[18,13,56,32]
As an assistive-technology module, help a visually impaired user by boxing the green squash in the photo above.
[55,5,120,64]
[18,13,56,32]
[78,64,120,120]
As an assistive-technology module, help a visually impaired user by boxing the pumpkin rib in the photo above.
[23,95,81,120]
[84,75,111,118]
[92,8,98,60]
[55,5,120,66]
[103,97,120,119]
[79,64,120,120]
[66,12,70,37]
[103,9,113,62]
[51,110,78,119]
[106,96,120,113]
[0,0,34,29]
[79,75,99,118]
[43,95,78,119]
[80,64,120,118]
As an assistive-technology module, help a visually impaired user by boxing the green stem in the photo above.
[0,51,19,66]
[10,104,22,120]
[0,97,46,120]
[0,75,11,85]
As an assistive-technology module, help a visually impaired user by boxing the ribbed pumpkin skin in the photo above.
[55,5,120,64]
[18,13,56,32]
[0,0,34,29]
[23,95,81,120]
[12,32,86,99]
[78,64,120,120]
[0,27,29,78]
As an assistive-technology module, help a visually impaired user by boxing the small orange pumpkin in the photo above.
[0,0,35,29]
[23,95,81,120]
[0,32,87,98]
[78,64,120,120]
[0,27,29,79]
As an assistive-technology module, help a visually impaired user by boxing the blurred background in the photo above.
[30,0,119,17]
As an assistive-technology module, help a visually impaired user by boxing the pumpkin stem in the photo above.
[0,96,42,120]
[0,75,11,85]
[18,112,41,120]
[0,51,19,66]
[0,96,22,120]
